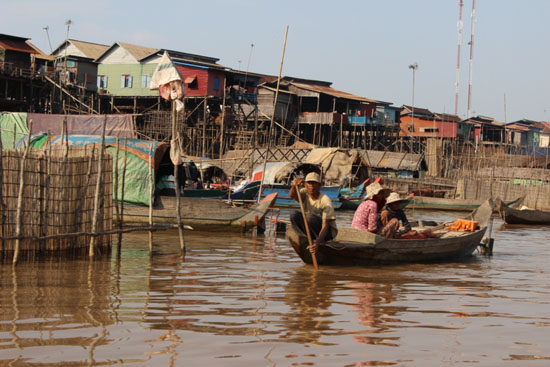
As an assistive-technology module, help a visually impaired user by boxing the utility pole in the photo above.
[454,0,464,116]
[408,63,418,133]
[43,26,53,54]
[467,0,476,119]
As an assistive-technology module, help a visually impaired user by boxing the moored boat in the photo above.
[495,197,550,225]
[287,199,495,266]
[408,196,520,212]
[258,184,342,209]
[121,193,278,232]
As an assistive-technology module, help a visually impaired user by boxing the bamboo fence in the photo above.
[0,147,113,261]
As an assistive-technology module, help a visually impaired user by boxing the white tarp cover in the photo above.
[251,162,294,184]
[305,148,359,186]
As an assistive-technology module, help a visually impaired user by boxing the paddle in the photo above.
[294,183,319,269]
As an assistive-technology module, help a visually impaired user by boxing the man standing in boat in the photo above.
[289,172,338,254]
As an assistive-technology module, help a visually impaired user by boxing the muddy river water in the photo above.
[1,209,549,366]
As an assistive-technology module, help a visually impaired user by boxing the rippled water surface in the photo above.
[1,209,549,366]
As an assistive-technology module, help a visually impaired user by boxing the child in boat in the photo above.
[380,192,412,238]
[351,182,397,238]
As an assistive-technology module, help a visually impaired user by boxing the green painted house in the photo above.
[95,42,160,97]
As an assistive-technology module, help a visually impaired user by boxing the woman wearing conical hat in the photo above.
[351,182,399,238]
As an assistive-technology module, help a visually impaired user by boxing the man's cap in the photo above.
[305,172,321,183]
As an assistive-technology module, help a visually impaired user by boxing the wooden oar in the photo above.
[294,184,319,269]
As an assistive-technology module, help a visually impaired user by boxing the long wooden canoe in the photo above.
[121,193,277,232]
[407,196,521,212]
[287,199,495,266]
[495,197,550,225]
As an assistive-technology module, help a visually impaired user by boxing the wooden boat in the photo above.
[163,181,260,201]
[258,184,342,209]
[495,197,550,225]
[287,199,495,266]
[121,193,278,232]
[408,196,520,212]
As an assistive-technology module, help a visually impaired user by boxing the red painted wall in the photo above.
[175,65,225,97]
[399,115,458,138]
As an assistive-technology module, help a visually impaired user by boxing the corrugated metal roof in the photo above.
[360,150,425,171]
[289,82,379,103]
[117,42,159,61]
[67,39,110,59]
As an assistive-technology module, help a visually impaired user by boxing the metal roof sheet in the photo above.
[360,150,425,171]
[65,39,110,59]
[117,42,159,61]
[289,82,379,103]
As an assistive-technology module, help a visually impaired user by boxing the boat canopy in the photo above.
[251,161,320,185]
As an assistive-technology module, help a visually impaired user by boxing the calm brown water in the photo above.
[1,210,549,366]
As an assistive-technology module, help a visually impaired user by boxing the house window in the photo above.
[141,75,151,88]
[97,75,108,88]
[67,60,76,68]
[120,75,133,88]
[213,77,220,91]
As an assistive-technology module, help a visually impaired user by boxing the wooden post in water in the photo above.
[89,116,107,257]
[171,100,186,253]
[118,138,128,246]
[13,120,33,264]
[114,137,121,250]
[148,145,154,252]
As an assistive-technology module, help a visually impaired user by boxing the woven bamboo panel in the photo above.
[0,148,112,260]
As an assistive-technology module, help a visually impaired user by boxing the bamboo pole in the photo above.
[257,25,289,203]
[118,138,128,246]
[171,100,186,253]
[294,184,318,270]
[114,137,121,250]
[220,77,227,159]
[41,140,52,251]
[13,120,33,264]
[89,116,107,257]
[148,145,154,252]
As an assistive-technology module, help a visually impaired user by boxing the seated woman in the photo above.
[380,192,411,238]
[351,182,395,238]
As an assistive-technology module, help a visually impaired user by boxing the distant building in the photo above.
[51,39,109,92]
[400,105,471,139]
[462,115,505,143]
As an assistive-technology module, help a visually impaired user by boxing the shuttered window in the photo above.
[97,75,108,88]
[120,75,133,88]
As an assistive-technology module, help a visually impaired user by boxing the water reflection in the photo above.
[0,217,549,366]
[0,257,115,365]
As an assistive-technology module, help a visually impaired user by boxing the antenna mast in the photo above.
[454,0,464,116]
[467,0,476,119]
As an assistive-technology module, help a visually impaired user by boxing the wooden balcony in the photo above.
[297,112,347,125]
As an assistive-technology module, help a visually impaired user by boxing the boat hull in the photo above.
[120,193,277,232]
[287,199,494,266]
[496,198,550,224]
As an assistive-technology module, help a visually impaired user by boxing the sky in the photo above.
[2,0,550,122]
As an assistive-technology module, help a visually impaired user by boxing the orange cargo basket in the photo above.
[445,219,478,232]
